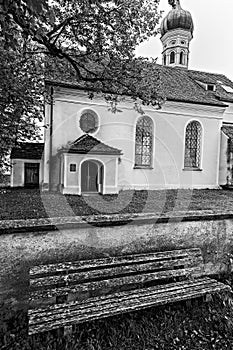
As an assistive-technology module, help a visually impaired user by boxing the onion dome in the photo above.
[160,0,194,37]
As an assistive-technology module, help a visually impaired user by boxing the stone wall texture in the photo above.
[1,218,233,311]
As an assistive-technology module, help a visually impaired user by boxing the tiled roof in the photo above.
[10,143,44,159]
[59,134,122,155]
[45,64,233,107]
[154,66,226,106]
[222,125,233,139]
[187,69,233,103]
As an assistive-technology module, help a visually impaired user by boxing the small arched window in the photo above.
[163,54,166,66]
[170,51,175,64]
[135,116,153,167]
[184,121,202,168]
[180,51,184,65]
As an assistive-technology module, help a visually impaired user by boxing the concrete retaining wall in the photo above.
[1,217,233,311]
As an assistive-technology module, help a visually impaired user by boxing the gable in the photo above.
[58,134,122,155]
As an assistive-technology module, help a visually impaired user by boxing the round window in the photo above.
[79,110,98,133]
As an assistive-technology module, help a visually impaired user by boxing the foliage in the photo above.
[1,0,162,89]
[0,47,44,170]
[0,0,164,168]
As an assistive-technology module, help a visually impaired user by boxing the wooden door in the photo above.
[81,161,98,193]
[24,163,39,187]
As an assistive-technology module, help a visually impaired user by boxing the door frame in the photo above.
[80,159,104,194]
[24,162,40,188]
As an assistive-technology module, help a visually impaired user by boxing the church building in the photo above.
[10,0,233,194]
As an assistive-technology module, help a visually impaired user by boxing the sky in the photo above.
[136,0,233,81]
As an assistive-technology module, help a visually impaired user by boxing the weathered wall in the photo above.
[0,218,233,311]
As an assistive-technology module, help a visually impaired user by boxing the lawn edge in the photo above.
[1,210,233,234]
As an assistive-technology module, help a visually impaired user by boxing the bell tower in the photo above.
[160,0,194,69]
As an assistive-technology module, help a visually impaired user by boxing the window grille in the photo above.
[135,116,153,167]
[184,121,201,168]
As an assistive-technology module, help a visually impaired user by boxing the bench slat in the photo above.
[29,277,225,317]
[30,266,203,301]
[30,248,202,277]
[30,256,203,290]
[29,278,230,335]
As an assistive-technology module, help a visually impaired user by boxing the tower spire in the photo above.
[168,0,181,9]
[160,0,193,69]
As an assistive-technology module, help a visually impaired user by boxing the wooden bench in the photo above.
[28,248,231,335]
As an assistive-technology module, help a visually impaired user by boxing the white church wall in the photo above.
[42,103,51,190]
[60,153,118,195]
[222,102,233,124]
[43,87,224,192]
[11,159,24,187]
[219,131,228,186]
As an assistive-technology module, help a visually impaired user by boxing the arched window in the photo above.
[180,51,184,65]
[163,54,166,66]
[184,121,202,168]
[170,51,175,64]
[135,116,153,167]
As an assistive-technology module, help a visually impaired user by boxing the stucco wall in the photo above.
[43,87,225,192]
[60,153,118,194]
[0,218,233,311]
[219,131,228,185]
[11,159,42,187]
[222,102,233,124]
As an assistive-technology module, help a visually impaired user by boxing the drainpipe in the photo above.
[49,86,54,191]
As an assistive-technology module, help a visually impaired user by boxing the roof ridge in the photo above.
[187,68,228,79]
[73,133,101,144]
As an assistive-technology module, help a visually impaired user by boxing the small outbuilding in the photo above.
[10,143,44,188]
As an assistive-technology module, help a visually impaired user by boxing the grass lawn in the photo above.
[1,187,233,349]
[1,187,233,221]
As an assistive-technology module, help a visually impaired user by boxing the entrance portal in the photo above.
[24,163,39,188]
[81,160,103,193]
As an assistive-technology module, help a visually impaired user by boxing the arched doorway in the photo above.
[81,160,104,193]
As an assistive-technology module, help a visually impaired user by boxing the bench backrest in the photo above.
[29,248,204,308]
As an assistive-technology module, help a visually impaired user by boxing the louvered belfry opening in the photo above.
[184,121,201,168]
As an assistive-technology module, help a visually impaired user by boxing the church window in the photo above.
[80,110,98,133]
[135,116,153,167]
[206,84,215,91]
[184,121,202,168]
[180,51,184,65]
[70,164,76,172]
[170,51,175,64]
[163,54,166,65]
